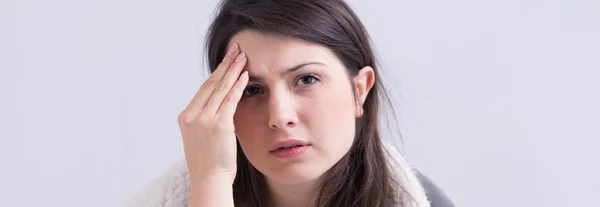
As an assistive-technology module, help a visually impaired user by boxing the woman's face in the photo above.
[231,30,373,185]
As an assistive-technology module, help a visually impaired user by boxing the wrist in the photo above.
[190,171,235,187]
[188,174,235,207]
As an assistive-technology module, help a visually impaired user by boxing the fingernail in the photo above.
[241,71,248,79]
[226,44,238,57]
[235,52,245,62]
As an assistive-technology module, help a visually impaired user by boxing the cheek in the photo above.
[233,109,262,154]
[233,102,263,134]
[303,82,356,145]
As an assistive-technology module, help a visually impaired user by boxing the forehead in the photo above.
[229,30,343,71]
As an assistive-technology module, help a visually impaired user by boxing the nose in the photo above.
[267,91,298,130]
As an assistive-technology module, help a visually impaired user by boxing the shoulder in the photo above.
[414,170,455,207]
[382,141,454,207]
[125,159,191,207]
[382,142,430,207]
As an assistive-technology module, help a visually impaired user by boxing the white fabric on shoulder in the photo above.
[126,159,191,207]
[383,141,430,207]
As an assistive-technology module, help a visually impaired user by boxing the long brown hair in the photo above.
[204,0,407,206]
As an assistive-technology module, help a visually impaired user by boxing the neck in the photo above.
[266,177,321,207]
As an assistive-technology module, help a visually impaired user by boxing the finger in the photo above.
[203,52,247,116]
[184,44,240,114]
[216,70,249,120]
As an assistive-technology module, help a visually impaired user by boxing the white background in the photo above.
[1,0,598,206]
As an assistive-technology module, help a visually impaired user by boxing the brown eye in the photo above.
[243,86,263,97]
[296,74,319,86]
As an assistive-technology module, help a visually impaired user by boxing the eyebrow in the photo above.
[248,62,327,82]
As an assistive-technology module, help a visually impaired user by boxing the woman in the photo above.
[129,0,453,206]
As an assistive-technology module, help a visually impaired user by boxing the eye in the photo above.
[242,86,263,97]
[296,74,319,86]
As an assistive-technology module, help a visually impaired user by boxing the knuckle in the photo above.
[202,80,218,89]
[177,112,195,124]
[224,93,235,103]
[197,114,213,125]
[216,82,230,92]
[210,80,220,87]
[210,123,224,131]
[211,120,232,131]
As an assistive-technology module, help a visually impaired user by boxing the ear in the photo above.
[353,66,375,117]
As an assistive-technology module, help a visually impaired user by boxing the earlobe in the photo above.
[353,66,375,117]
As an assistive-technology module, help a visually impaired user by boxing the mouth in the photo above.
[269,139,311,158]
[273,144,309,151]
[269,139,310,152]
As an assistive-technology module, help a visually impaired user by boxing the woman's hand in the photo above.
[177,43,248,186]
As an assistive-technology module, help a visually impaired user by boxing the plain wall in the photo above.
[1,0,598,206]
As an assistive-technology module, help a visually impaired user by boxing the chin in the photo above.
[260,162,328,185]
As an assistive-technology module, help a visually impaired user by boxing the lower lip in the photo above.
[270,145,310,158]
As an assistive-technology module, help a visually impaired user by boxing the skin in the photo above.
[180,29,375,207]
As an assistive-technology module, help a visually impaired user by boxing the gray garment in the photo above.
[415,171,455,207]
